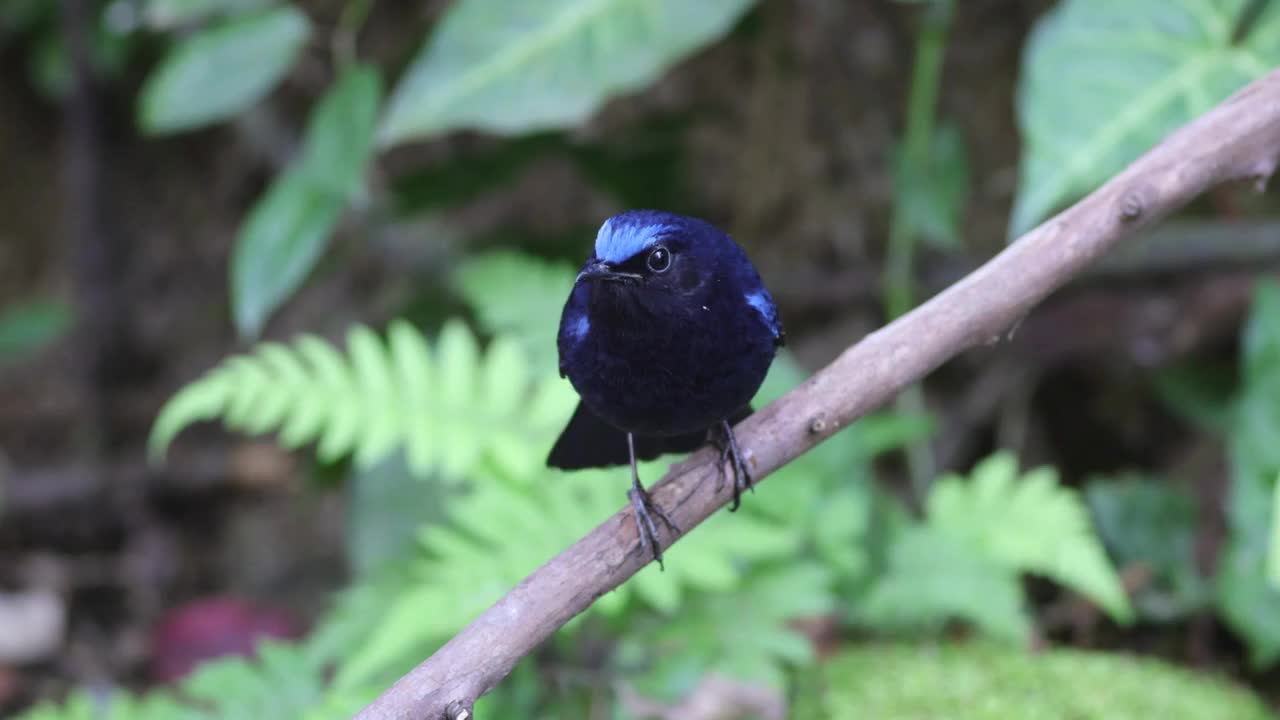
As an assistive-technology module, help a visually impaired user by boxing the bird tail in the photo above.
[546,401,751,470]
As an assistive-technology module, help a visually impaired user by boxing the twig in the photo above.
[355,68,1280,719]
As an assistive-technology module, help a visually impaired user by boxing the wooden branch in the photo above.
[356,69,1280,720]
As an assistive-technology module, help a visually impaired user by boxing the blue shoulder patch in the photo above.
[745,289,782,339]
[566,314,590,342]
[594,211,675,264]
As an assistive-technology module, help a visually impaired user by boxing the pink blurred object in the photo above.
[147,596,305,684]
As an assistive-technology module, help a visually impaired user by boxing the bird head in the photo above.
[574,210,735,301]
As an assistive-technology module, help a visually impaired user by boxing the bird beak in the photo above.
[576,259,640,285]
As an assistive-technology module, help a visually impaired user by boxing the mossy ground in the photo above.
[797,642,1275,720]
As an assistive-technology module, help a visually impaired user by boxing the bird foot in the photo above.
[628,485,681,570]
[712,420,753,512]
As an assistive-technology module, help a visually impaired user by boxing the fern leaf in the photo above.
[926,451,1134,623]
[180,640,326,718]
[858,524,1031,643]
[454,250,576,371]
[332,463,806,688]
[148,319,576,483]
[13,641,377,720]
[16,690,198,720]
[622,562,834,705]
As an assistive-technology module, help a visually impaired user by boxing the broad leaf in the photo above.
[379,0,757,145]
[1242,280,1280,384]
[141,0,271,29]
[1217,281,1280,667]
[1152,360,1238,432]
[1011,0,1280,235]
[1217,532,1280,668]
[893,122,970,249]
[139,5,309,134]
[230,64,381,339]
[298,65,383,197]
[1086,475,1208,620]
[230,169,343,339]
[0,300,71,360]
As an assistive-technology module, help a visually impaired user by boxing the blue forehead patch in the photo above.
[594,213,675,264]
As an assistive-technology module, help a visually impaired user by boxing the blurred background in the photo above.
[4,0,1280,717]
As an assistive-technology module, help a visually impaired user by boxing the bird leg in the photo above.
[626,432,681,569]
[711,419,754,512]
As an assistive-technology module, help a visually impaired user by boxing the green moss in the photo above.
[797,642,1275,720]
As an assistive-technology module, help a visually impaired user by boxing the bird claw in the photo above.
[713,421,754,512]
[628,486,681,570]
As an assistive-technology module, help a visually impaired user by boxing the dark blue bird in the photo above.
[547,210,785,567]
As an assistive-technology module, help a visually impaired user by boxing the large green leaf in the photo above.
[893,122,970,249]
[1010,0,1280,235]
[1217,527,1280,668]
[298,65,383,197]
[1217,280,1280,667]
[230,65,382,338]
[230,169,343,339]
[139,5,309,134]
[0,299,71,361]
[140,0,271,29]
[378,0,757,145]
[1086,474,1209,620]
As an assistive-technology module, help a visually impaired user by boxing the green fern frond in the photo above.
[454,250,577,371]
[14,641,378,720]
[856,451,1132,643]
[16,691,198,720]
[149,319,577,481]
[858,524,1031,642]
[927,451,1134,623]
[332,464,806,689]
[180,641,325,718]
[622,562,834,706]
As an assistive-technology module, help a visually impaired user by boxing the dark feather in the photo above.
[547,401,752,470]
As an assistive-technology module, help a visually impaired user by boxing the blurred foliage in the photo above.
[149,318,574,480]
[796,642,1276,719]
[16,642,378,720]
[232,64,383,339]
[0,300,72,363]
[856,452,1133,642]
[1012,0,1280,235]
[1087,475,1208,621]
[138,5,310,133]
[1119,281,1280,668]
[1220,281,1280,667]
[12,0,1280,716]
[378,0,757,144]
[453,251,578,374]
[125,251,1135,717]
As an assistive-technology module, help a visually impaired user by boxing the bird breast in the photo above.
[560,287,775,436]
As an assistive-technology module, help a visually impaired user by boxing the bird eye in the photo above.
[647,246,671,273]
